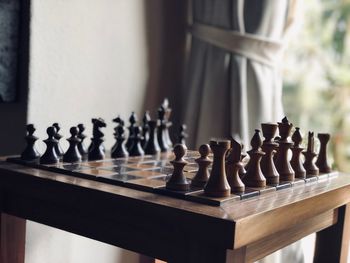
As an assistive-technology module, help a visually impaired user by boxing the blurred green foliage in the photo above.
[283,0,350,171]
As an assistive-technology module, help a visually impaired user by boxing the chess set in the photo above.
[7,100,338,206]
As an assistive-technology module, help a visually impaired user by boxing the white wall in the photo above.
[26,0,149,262]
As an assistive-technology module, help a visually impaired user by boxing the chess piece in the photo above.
[129,126,145,156]
[157,106,170,152]
[111,116,124,153]
[52,123,64,158]
[191,144,212,187]
[126,112,137,151]
[141,111,151,149]
[260,123,279,185]
[63,127,82,163]
[290,128,306,178]
[226,139,245,193]
[274,117,295,182]
[177,124,188,145]
[166,144,190,191]
[303,132,319,176]
[111,122,129,158]
[21,124,41,161]
[77,124,88,160]
[144,120,161,155]
[242,130,266,188]
[204,140,231,197]
[161,98,173,148]
[239,143,247,178]
[40,126,59,164]
[88,118,106,161]
[315,133,332,173]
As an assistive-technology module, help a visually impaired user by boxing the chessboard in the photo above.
[6,152,338,207]
[11,98,339,207]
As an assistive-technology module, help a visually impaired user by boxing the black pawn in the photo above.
[40,126,59,164]
[52,123,64,158]
[63,127,82,163]
[177,124,188,145]
[129,126,144,156]
[166,144,190,191]
[144,120,161,155]
[21,124,41,161]
[141,111,151,149]
[126,112,137,151]
[111,122,129,158]
[77,124,88,160]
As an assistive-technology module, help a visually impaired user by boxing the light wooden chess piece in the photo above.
[166,144,190,191]
[303,131,319,176]
[274,117,295,182]
[290,128,306,178]
[191,144,212,187]
[204,140,231,197]
[242,130,266,188]
[226,138,245,193]
[261,123,279,185]
[315,133,332,173]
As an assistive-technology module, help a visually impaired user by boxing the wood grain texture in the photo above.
[0,214,26,263]
[1,161,350,262]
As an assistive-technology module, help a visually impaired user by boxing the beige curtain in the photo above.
[183,0,290,148]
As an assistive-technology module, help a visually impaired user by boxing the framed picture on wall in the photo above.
[0,0,28,102]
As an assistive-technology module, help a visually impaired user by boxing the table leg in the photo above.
[0,213,26,263]
[314,204,350,263]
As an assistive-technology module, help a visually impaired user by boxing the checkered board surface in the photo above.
[7,151,339,206]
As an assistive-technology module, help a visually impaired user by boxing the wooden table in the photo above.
[1,161,350,263]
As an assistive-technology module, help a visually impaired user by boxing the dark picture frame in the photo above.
[0,0,29,103]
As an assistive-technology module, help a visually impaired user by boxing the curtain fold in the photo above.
[183,0,287,148]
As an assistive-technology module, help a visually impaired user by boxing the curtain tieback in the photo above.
[189,23,283,67]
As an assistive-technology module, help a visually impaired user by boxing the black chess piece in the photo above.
[126,112,137,151]
[274,117,295,182]
[63,127,82,163]
[111,116,124,153]
[242,130,266,188]
[40,126,59,164]
[290,127,306,178]
[161,99,173,148]
[303,131,319,176]
[21,124,41,161]
[177,124,188,145]
[225,138,245,193]
[315,133,332,173]
[260,123,279,185]
[204,140,231,197]
[52,123,64,158]
[166,144,190,191]
[157,106,169,152]
[77,124,88,160]
[191,144,212,187]
[128,126,144,156]
[144,120,161,155]
[141,111,151,149]
[111,122,129,158]
[88,118,106,161]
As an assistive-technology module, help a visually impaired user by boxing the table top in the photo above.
[1,160,350,261]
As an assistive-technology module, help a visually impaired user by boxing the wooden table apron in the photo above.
[1,162,350,263]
